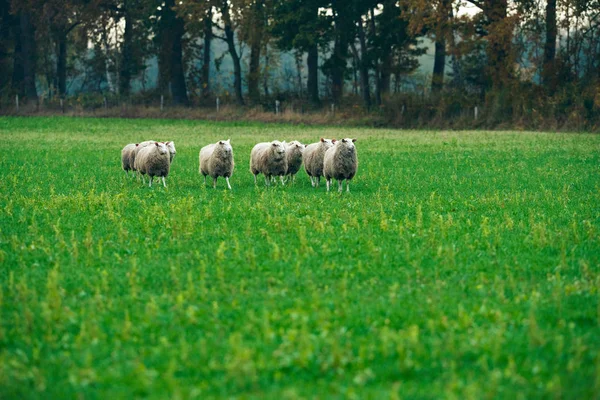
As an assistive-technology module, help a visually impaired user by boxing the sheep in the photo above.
[134,141,171,187]
[303,138,335,187]
[165,141,177,163]
[250,141,287,186]
[282,141,305,183]
[121,143,138,177]
[130,140,155,174]
[323,138,358,192]
[199,139,234,189]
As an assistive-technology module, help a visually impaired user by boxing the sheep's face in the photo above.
[165,141,176,157]
[271,141,285,158]
[290,141,305,153]
[339,138,357,152]
[320,137,335,147]
[155,142,168,155]
[218,139,233,154]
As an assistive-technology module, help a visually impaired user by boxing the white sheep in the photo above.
[303,138,335,187]
[134,142,171,187]
[282,141,305,183]
[199,139,235,189]
[250,141,287,186]
[121,143,138,177]
[165,141,177,163]
[323,138,358,192]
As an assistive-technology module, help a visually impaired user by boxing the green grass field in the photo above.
[0,116,599,399]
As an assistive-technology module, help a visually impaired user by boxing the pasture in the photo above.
[0,116,599,398]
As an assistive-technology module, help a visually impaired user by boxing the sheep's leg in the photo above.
[264,175,270,187]
[292,175,296,184]
[280,176,285,186]
[203,175,207,185]
[326,179,331,192]
[226,177,232,190]
[346,180,350,192]
[338,180,343,193]
[253,174,258,185]
[149,176,153,187]
[213,177,217,189]
[162,177,167,188]
[310,176,315,187]
[316,176,320,187]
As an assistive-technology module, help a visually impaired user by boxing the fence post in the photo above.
[474,106,479,120]
[60,98,64,114]
[401,105,405,115]
[103,96,107,110]
[275,100,280,115]
[160,95,164,111]
[216,97,220,112]
[16,95,19,112]
[331,103,335,115]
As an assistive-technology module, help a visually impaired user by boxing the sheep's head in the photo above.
[320,137,335,148]
[289,141,305,153]
[271,140,286,158]
[339,138,357,152]
[165,141,176,158]
[154,141,168,155]
[218,139,232,154]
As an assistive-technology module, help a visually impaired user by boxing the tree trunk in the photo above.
[357,18,371,108]
[369,8,381,106]
[57,30,67,97]
[222,4,244,106]
[543,0,557,92]
[248,40,261,103]
[119,6,133,97]
[431,37,446,93]
[380,54,392,95]
[484,0,511,89]
[158,0,188,105]
[17,12,37,102]
[170,13,188,105]
[307,43,320,105]
[202,13,212,98]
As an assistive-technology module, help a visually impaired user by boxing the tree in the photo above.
[270,0,328,105]
[155,0,189,105]
[214,0,245,105]
[10,1,38,102]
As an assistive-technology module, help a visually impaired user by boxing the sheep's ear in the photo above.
[332,139,337,144]
[219,140,224,145]
[227,139,230,143]
[165,141,170,145]
[155,142,159,146]
[342,139,347,143]
[320,137,325,142]
[136,143,139,146]
[272,142,277,146]
[352,138,357,143]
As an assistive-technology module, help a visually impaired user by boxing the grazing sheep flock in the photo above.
[120,137,358,191]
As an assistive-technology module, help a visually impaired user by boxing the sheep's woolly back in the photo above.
[131,140,155,169]
[323,139,358,181]
[284,141,305,176]
[121,143,136,171]
[200,141,234,178]
[135,142,170,178]
[250,141,287,177]
[304,139,334,177]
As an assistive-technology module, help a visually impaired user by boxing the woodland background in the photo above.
[1,0,599,130]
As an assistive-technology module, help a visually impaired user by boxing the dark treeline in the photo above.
[1,0,599,129]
